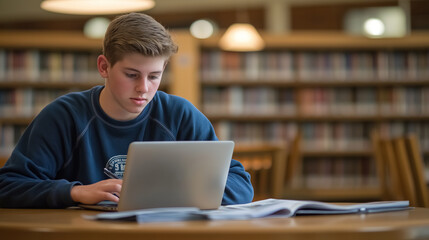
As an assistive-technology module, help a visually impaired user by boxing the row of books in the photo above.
[304,122,429,153]
[214,121,372,151]
[379,122,429,151]
[213,121,298,145]
[202,86,429,116]
[3,86,426,119]
[0,49,100,82]
[213,121,429,152]
[301,122,371,152]
[203,87,295,115]
[294,157,378,189]
[0,124,26,153]
[300,87,429,116]
[0,89,68,116]
[201,50,429,81]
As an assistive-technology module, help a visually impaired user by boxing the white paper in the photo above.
[83,199,410,223]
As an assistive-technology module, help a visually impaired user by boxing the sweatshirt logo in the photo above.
[105,155,127,178]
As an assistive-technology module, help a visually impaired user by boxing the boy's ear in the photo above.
[97,55,110,78]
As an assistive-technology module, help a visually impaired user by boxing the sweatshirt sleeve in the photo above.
[0,100,79,208]
[222,159,254,205]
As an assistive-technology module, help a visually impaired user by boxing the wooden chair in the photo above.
[372,131,429,207]
[372,131,405,201]
[393,136,419,206]
[404,134,429,207]
[284,130,302,188]
[371,131,388,199]
[233,144,287,200]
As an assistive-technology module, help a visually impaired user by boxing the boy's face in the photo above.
[98,53,166,121]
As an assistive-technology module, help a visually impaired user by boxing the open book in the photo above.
[83,199,410,223]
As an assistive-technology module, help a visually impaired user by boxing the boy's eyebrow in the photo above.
[123,67,163,74]
[123,67,140,72]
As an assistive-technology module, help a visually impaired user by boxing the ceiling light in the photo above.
[190,19,217,39]
[219,23,265,52]
[363,18,385,37]
[84,17,110,39]
[344,7,407,38]
[41,0,155,15]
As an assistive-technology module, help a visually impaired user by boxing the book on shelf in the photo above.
[84,198,410,223]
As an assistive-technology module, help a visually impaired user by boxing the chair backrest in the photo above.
[233,144,287,200]
[372,131,429,207]
[372,130,404,201]
[405,134,429,208]
[392,137,418,206]
[284,130,302,187]
[371,131,391,199]
[382,138,406,200]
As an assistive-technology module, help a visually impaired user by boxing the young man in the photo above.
[0,13,253,208]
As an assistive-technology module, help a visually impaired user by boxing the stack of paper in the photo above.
[83,199,410,223]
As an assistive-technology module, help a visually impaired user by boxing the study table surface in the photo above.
[1,207,429,240]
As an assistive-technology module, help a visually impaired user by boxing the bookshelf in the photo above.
[199,31,429,201]
[0,30,196,164]
[0,31,102,162]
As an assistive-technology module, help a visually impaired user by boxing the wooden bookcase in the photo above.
[0,30,197,165]
[198,31,429,201]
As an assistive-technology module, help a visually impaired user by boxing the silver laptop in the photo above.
[80,141,234,212]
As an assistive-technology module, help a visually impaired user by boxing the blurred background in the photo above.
[1,0,429,205]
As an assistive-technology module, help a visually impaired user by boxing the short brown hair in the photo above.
[103,12,178,66]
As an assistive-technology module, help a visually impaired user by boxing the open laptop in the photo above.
[79,140,234,212]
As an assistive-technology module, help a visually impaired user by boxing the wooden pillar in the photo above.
[169,30,201,109]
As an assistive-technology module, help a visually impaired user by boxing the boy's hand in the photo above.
[71,179,122,204]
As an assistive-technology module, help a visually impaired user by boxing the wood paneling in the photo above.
[290,1,397,30]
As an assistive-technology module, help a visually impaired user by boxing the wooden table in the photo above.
[1,208,429,240]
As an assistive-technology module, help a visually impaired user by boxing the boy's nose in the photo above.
[135,78,149,93]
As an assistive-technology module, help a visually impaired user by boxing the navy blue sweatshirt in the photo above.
[0,86,253,208]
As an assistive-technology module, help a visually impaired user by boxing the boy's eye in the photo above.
[149,75,161,80]
[125,73,138,78]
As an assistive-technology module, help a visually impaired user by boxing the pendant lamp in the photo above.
[219,23,265,52]
[41,0,155,15]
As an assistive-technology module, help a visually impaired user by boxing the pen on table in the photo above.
[103,168,120,199]
[104,168,120,179]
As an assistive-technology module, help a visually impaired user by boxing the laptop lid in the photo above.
[116,140,234,211]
